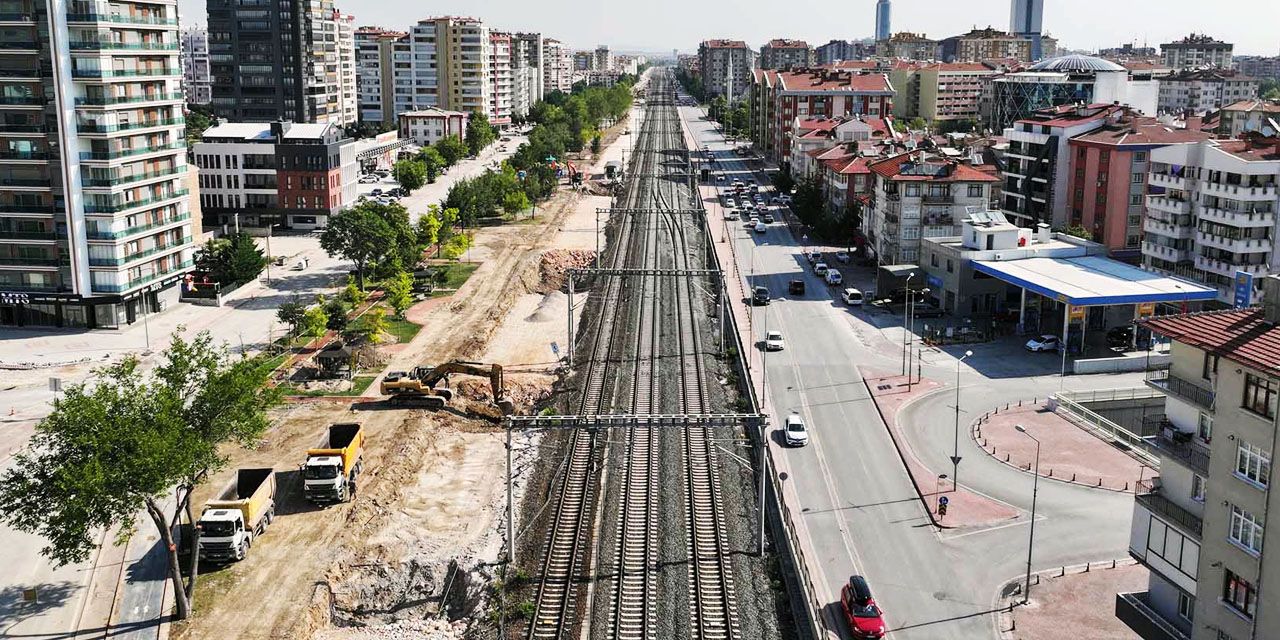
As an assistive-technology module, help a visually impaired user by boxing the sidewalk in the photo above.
[860,368,1020,530]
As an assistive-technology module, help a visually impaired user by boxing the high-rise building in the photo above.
[408,17,491,116]
[490,32,513,127]
[759,39,813,70]
[543,38,573,95]
[595,45,611,72]
[1157,70,1258,115]
[1235,55,1280,81]
[573,50,594,71]
[208,0,355,125]
[511,33,545,117]
[698,40,755,103]
[875,0,891,42]
[938,27,1033,63]
[180,27,212,105]
[354,27,404,125]
[336,13,358,127]
[0,0,196,328]
[1162,34,1235,70]
[816,40,858,65]
[1009,0,1045,59]
[875,32,937,61]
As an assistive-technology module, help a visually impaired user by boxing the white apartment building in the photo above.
[336,13,358,127]
[1162,34,1234,70]
[354,27,402,124]
[864,152,998,264]
[1158,70,1258,116]
[543,38,573,95]
[398,108,468,146]
[0,0,195,328]
[490,32,513,126]
[179,27,211,105]
[699,39,755,102]
[1143,136,1280,305]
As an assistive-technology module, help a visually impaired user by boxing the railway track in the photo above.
[529,71,739,640]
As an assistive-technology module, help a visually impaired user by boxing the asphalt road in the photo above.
[678,103,1139,639]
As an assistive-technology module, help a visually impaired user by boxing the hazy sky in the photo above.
[177,0,1280,56]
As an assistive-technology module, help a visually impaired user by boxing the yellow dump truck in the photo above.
[197,468,276,563]
[303,423,364,504]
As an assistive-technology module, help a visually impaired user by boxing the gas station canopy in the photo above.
[973,256,1217,306]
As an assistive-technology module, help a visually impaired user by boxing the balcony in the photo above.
[0,40,39,51]
[1146,195,1192,215]
[1149,172,1188,190]
[0,96,45,107]
[1198,206,1274,228]
[1196,231,1271,254]
[922,193,954,204]
[68,40,178,51]
[1142,419,1211,476]
[1141,242,1192,263]
[1135,485,1203,538]
[72,67,181,80]
[1115,592,1191,640]
[0,229,56,241]
[74,92,183,107]
[90,259,192,294]
[85,212,189,240]
[1195,255,1268,279]
[1201,181,1276,200]
[0,150,47,162]
[1145,370,1214,410]
[65,13,178,26]
[88,236,190,267]
[82,166,185,188]
[1143,218,1194,240]
[82,188,187,214]
[0,254,65,267]
[78,142,184,162]
[77,117,184,134]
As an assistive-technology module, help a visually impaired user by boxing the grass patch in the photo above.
[347,308,423,344]
[254,352,288,376]
[435,262,481,290]
[282,375,377,397]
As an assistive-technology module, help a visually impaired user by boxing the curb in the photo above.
[858,372,948,530]
[969,399,1138,495]
[991,557,1138,639]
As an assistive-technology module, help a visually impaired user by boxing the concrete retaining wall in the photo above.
[1072,352,1169,375]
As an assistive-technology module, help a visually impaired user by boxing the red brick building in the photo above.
[748,67,894,167]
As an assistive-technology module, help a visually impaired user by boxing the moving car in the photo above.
[825,269,843,285]
[1025,334,1061,352]
[814,262,829,276]
[835,251,851,263]
[805,251,821,265]
[723,208,739,220]
[788,280,805,295]
[752,286,770,306]
[754,220,767,234]
[783,413,809,447]
[840,575,886,639]
[763,213,775,223]
[716,174,725,182]
[841,288,864,306]
[765,330,785,351]
[777,194,793,205]
[745,217,759,228]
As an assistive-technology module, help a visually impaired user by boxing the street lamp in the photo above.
[952,350,973,490]
[902,272,915,376]
[1015,424,1041,605]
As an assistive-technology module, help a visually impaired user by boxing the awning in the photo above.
[973,256,1217,306]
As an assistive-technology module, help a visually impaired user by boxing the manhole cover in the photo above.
[877,384,892,391]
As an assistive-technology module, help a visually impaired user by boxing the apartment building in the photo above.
[759,39,813,71]
[353,27,403,125]
[698,39,755,102]
[1235,56,1280,81]
[179,27,211,105]
[863,152,998,264]
[543,38,573,95]
[1217,100,1280,138]
[748,68,894,166]
[875,32,938,61]
[0,0,196,329]
[489,32,512,127]
[336,13,357,127]
[594,45,610,72]
[1143,136,1280,305]
[1067,113,1211,258]
[1162,34,1234,71]
[1120,300,1280,640]
[939,27,1032,64]
[193,121,357,230]
[890,62,997,125]
[1001,103,1126,228]
[208,0,354,126]
[398,108,467,146]
[573,50,594,72]
[510,33,544,118]
[1158,70,1258,115]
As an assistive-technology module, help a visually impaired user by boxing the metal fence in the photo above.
[1053,393,1160,468]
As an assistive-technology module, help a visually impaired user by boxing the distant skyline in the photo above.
[177,0,1280,57]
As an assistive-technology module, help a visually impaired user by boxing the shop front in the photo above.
[0,275,184,330]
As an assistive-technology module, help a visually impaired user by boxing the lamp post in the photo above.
[902,272,915,376]
[952,350,973,490]
[1015,425,1041,605]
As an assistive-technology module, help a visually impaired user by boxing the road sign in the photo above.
[550,342,560,357]
[48,377,61,393]
[950,455,962,466]
[938,496,950,506]
[1234,271,1254,308]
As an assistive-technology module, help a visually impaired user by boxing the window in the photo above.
[1191,474,1205,502]
[1132,173,1145,184]
[1242,373,1277,418]
[1178,592,1194,622]
[1223,569,1257,618]
[1228,504,1264,554]
[1130,194,1143,205]
[1203,352,1218,380]
[930,253,938,267]
[946,259,953,273]
[1134,151,1148,163]
[967,184,983,198]
[1236,441,1271,487]
[1198,412,1213,442]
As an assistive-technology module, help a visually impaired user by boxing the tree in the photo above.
[465,111,497,156]
[383,271,414,317]
[416,207,443,248]
[338,277,367,308]
[418,146,445,183]
[361,307,389,344]
[194,232,267,285]
[392,159,427,193]
[436,135,467,166]
[320,202,397,289]
[502,190,531,219]
[276,297,306,335]
[322,296,349,332]
[299,304,328,337]
[1261,79,1280,101]
[0,332,279,620]
[184,103,216,148]
[1061,225,1094,241]
[591,135,602,155]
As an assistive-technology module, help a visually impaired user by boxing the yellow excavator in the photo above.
[380,360,515,414]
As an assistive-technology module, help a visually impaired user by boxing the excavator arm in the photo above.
[413,361,514,415]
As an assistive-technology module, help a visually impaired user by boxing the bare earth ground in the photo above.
[173,122,632,640]
[1002,562,1146,640]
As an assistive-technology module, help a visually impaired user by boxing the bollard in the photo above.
[1112,559,1117,569]
[1098,478,1103,487]
[1124,481,1129,491]
[1006,453,1010,462]
[1072,473,1077,482]
[1018,399,1022,407]
[1048,468,1053,477]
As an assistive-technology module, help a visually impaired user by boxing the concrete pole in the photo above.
[1018,287,1027,334]
[568,278,575,368]
[1060,306,1070,389]
[505,421,513,564]
[595,209,601,269]
[758,418,767,556]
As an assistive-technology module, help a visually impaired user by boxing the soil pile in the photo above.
[536,249,596,293]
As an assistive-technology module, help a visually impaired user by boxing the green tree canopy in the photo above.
[465,110,497,155]
[383,270,414,317]
[194,232,267,286]
[435,135,467,166]
[320,202,397,289]
[418,146,445,183]
[392,159,427,193]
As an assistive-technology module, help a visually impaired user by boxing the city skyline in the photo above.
[176,0,1280,56]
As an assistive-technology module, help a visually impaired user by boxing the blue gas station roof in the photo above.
[973,256,1218,306]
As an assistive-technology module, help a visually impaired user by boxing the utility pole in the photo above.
[952,350,972,491]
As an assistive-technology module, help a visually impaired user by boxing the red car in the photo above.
[841,575,886,639]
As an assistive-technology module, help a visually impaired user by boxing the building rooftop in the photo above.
[974,256,1216,306]
[1028,54,1125,73]
[1015,103,1125,129]
[773,68,893,93]
[203,121,333,142]
[702,39,750,49]
[1163,69,1254,82]
[868,152,1000,182]
[1070,115,1213,146]
[1140,308,1280,374]
[1214,135,1280,162]
[1221,99,1280,114]
[1162,33,1231,47]
[766,39,810,49]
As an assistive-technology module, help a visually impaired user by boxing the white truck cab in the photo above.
[303,454,347,500]
[198,509,253,562]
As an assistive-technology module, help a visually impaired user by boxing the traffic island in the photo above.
[974,400,1152,492]
[860,368,1019,530]
[996,559,1146,640]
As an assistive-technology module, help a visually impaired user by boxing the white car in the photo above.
[765,330,784,351]
[841,288,864,306]
[835,251,851,263]
[745,217,759,228]
[783,413,809,447]
[814,262,829,276]
[723,208,739,220]
[825,269,843,285]
[1025,335,1061,352]
[754,221,767,234]
[358,175,379,184]
[777,194,793,205]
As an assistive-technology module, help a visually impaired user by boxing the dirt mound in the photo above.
[523,291,566,323]
[536,249,596,293]
[313,617,467,640]
[454,372,555,410]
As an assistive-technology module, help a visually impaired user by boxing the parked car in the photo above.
[814,262,829,276]
[716,174,726,182]
[835,251,851,263]
[765,330,785,351]
[1025,334,1061,352]
[841,288,864,306]
[500,136,511,142]
[788,279,806,295]
[752,286,770,306]
[783,413,809,447]
[754,221,767,234]
[825,269,843,285]
[1107,325,1135,349]
[913,303,944,318]
[370,188,383,196]
[840,575,886,639]
[358,175,379,184]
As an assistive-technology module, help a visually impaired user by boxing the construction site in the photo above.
[170,70,789,640]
